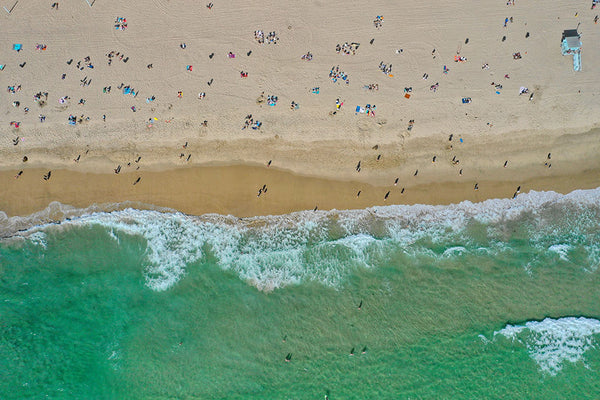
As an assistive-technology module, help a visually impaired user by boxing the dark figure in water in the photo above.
[504,160,508,168]
[394,178,399,185]
[74,154,81,162]
[474,183,479,190]
[401,187,405,194]
[314,206,318,211]
[282,335,287,342]
[114,165,121,174]
[414,169,419,176]
[350,347,355,356]
[362,346,367,354]
[547,153,551,160]
[356,161,361,172]
[517,186,521,192]
[268,160,272,167]
[384,191,390,200]
[43,171,51,181]
[358,300,362,310]
[186,154,191,162]
[356,190,361,197]
[285,353,292,362]
[133,177,141,185]
[136,156,142,163]
[376,154,382,161]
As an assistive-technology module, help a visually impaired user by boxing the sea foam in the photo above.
[3,187,600,292]
[494,317,600,375]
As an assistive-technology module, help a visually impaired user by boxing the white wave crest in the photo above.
[5,187,600,292]
[548,244,572,261]
[494,317,600,375]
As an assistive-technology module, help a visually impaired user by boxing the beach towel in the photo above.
[13,44,22,51]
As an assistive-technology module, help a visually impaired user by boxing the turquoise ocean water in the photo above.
[1,189,600,399]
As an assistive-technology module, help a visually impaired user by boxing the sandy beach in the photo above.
[1,0,600,217]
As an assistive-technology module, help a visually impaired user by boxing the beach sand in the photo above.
[1,0,599,217]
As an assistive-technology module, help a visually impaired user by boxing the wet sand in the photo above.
[1,163,599,219]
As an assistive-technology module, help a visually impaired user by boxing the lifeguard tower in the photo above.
[561,29,582,71]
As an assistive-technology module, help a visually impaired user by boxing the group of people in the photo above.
[378,61,392,75]
[242,114,262,130]
[254,30,279,44]
[329,66,349,84]
[106,51,128,66]
[335,42,359,55]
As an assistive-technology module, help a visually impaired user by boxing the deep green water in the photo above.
[1,189,600,399]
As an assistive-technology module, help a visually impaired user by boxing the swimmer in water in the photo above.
[384,191,390,200]
[350,347,355,356]
[358,300,362,310]
[285,353,292,362]
[394,178,399,185]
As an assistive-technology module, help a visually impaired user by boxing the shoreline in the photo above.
[1,161,599,222]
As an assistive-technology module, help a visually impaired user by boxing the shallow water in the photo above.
[1,189,600,398]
